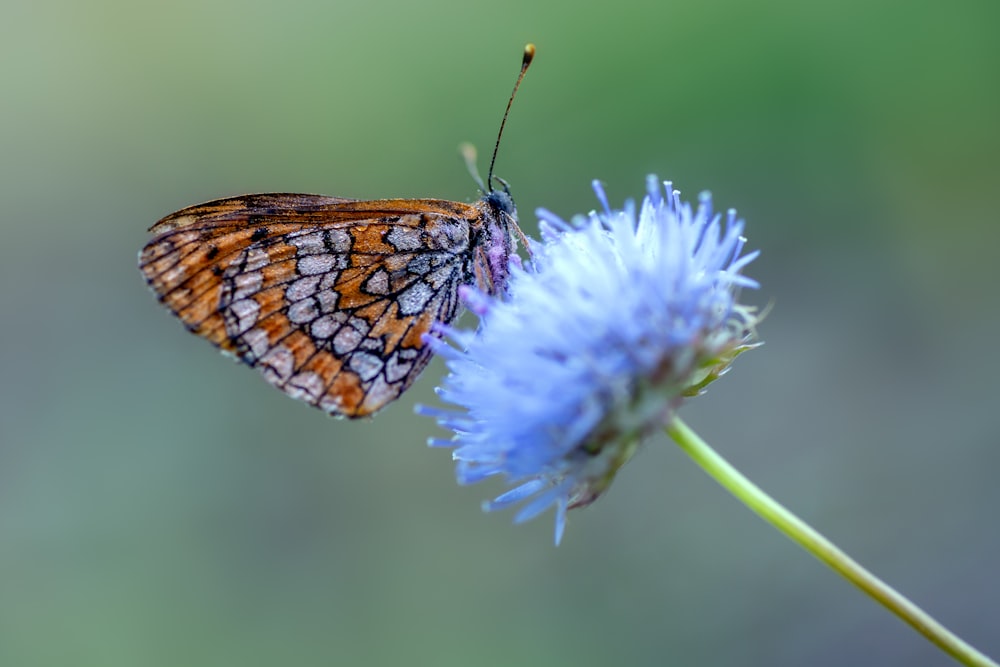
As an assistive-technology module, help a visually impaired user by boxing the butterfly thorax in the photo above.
[472,190,521,297]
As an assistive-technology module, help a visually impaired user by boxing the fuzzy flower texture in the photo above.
[419,176,761,544]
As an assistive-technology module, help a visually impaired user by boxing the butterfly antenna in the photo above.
[460,142,487,193]
[486,43,535,193]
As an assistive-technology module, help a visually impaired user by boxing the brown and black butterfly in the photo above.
[139,45,535,418]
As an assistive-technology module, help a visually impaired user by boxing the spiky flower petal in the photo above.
[419,176,760,543]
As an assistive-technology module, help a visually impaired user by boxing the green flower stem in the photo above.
[666,417,997,667]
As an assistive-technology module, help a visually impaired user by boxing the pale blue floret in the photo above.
[418,176,760,544]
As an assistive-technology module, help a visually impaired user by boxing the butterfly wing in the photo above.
[140,193,481,418]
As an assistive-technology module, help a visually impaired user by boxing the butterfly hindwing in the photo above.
[139,194,481,417]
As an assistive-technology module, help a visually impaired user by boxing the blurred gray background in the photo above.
[2,0,998,665]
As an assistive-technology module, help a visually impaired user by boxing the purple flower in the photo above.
[418,176,761,543]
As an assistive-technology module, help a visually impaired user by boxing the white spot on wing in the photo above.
[405,255,432,275]
[286,275,320,302]
[362,375,394,412]
[299,254,337,275]
[311,313,346,339]
[386,226,423,251]
[349,351,382,381]
[228,299,260,334]
[319,272,339,290]
[427,264,455,289]
[245,248,269,272]
[260,345,294,384]
[285,371,325,402]
[384,352,413,383]
[348,316,370,336]
[232,271,263,300]
[326,229,351,253]
[316,288,339,312]
[289,231,325,255]
[241,327,270,359]
[397,281,433,316]
[426,219,469,250]
[363,269,390,295]
[333,325,363,355]
[288,298,318,324]
[319,393,343,413]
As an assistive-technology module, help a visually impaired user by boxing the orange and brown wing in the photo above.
[139,193,480,418]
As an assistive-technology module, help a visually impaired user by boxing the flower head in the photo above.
[418,176,761,543]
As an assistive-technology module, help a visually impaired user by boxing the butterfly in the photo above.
[139,45,534,418]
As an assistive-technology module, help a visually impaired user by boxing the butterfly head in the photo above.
[483,186,517,220]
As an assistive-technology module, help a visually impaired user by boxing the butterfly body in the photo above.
[140,191,521,417]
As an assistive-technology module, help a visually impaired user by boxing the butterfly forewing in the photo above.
[140,194,490,417]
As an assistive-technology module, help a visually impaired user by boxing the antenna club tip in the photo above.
[459,142,477,159]
[523,43,536,65]
[487,44,535,188]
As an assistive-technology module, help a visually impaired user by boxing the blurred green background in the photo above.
[2,0,998,665]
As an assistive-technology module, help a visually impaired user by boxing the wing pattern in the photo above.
[139,194,480,417]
